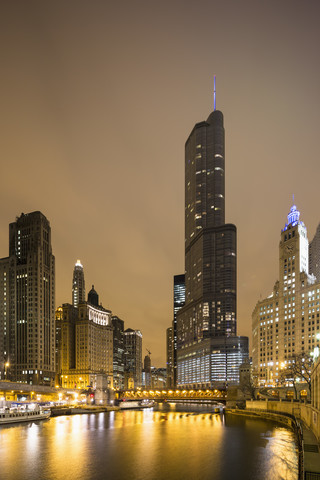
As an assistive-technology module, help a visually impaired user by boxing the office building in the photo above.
[72,259,85,307]
[0,211,56,385]
[252,203,320,386]
[56,278,113,390]
[124,328,142,388]
[166,326,174,387]
[173,274,185,385]
[111,315,125,390]
[310,223,320,281]
[176,91,248,388]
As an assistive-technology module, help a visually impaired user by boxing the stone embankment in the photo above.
[50,406,119,417]
[227,400,320,479]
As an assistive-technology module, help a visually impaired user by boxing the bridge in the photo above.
[119,388,226,403]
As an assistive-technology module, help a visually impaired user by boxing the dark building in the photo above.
[176,95,248,388]
[0,211,55,385]
[142,353,151,388]
[166,326,174,387]
[310,223,320,281]
[111,315,125,390]
[124,328,142,388]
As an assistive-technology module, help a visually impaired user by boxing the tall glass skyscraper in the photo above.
[177,95,248,388]
[173,274,185,385]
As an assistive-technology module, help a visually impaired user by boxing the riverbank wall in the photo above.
[246,400,320,442]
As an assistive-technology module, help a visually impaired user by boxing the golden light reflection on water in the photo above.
[0,409,298,480]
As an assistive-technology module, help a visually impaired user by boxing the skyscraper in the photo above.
[56,283,113,390]
[0,211,55,385]
[310,223,320,281]
[111,315,125,390]
[173,274,185,385]
[166,326,174,387]
[124,328,142,388]
[176,89,248,388]
[252,202,320,386]
[72,259,85,307]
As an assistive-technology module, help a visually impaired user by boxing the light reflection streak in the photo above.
[0,409,298,480]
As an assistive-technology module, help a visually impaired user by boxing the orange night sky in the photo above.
[1,1,320,366]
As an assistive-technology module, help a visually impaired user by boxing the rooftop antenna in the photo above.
[213,75,216,111]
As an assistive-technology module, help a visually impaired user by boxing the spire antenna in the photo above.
[213,75,216,111]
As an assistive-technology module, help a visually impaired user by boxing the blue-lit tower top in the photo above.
[282,199,304,231]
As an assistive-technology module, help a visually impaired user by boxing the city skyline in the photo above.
[2,1,320,366]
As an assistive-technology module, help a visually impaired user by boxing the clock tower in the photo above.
[279,203,309,296]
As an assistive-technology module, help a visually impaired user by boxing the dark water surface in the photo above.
[0,403,298,480]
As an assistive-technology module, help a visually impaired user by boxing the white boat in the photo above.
[0,405,51,425]
[119,399,155,410]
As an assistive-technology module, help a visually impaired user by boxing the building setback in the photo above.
[176,95,248,388]
[0,211,55,385]
[252,203,320,386]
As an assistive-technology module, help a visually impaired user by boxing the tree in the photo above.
[278,353,313,399]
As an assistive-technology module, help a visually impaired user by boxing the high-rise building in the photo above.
[56,282,113,390]
[111,315,125,390]
[173,274,185,385]
[0,211,55,385]
[310,223,320,281]
[72,260,85,307]
[176,92,248,388]
[124,328,142,388]
[166,326,174,387]
[252,203,320,386]
[142,353,151,388]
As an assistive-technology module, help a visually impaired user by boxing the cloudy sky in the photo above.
[1,0,320,366]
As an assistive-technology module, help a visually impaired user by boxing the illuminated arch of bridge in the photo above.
[119,388,226,402]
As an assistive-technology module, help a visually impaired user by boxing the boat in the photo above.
[0,404,51,425]
[212,403,225,413]
[119,399,155,410]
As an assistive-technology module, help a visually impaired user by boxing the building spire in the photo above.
[213,75,216,111]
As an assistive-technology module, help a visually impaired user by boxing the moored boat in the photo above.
[0,404,51,425]
[119,399,155,410]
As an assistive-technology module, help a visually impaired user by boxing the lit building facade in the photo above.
[124,328,142,388]
[176,98,248,388]
[252,203,320,386]
[0,211,55,385]
[173,274,185,385]
[56,280,113,390]
[72,260,85,308]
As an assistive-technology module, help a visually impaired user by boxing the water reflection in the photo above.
[0,405,298,480]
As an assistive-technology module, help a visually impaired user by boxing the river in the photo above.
[0,403,298,480]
